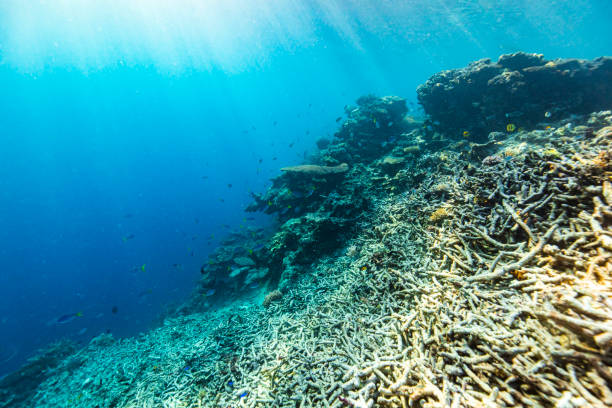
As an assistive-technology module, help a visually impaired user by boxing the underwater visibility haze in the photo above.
[1,1,612,407]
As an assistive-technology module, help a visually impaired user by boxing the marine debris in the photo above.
[2,53,612,408]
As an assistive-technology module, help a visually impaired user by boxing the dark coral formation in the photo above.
[242,95,427,290]
[175,226,272,314]
[417,52,612,141]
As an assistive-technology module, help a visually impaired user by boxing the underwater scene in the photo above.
[1,1,612,407]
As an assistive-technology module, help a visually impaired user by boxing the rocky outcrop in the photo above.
[417,52,612,141]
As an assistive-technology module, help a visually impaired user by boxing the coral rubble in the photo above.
[3,53,612,408]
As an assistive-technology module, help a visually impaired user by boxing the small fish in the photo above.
[272,157,277,161]
[112,306,118,314]
[544,111,552,118]
[227,184,232,188]
[201,176,208,180]
[505,111,523,118]
[273,121,278,126]
[506,123,516,132]
[53,312,82,325]
[258,159,263,164]
[335,117,342,122]
[462,130,470,138]
[204,288,216,297]
[141,264,146,272]
[246,216,255,221]
[122,234,135,242]
[360,266,368,271]
[184,366,191,372]
[138,289,153,297]
[77,327,88,336]
[248,282,259,289]
[228,380,234,387]
[123,213,134,218]
[289,143,294,148]
[219,198,225,202]
[239,392,248,398]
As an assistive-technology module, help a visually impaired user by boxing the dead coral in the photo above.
[429,207,449,222]
[262,290,283,308]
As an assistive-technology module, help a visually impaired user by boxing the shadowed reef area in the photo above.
[2,52,612,408]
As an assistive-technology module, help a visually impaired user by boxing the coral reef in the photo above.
[417,52,612,141]
[244,95,422,291]
[0,341,77,407]
[175,226,273,315]
[280,163,349,176]
[4,54,612,408]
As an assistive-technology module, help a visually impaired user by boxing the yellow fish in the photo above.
[506,123,516,132]
[141,264,146,272]
[462,130,470,138]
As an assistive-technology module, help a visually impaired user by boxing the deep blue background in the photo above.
[0,0,610,376]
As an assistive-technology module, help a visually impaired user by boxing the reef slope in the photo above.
[2,53,612,408]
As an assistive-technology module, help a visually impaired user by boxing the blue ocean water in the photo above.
[0,0,610,377]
